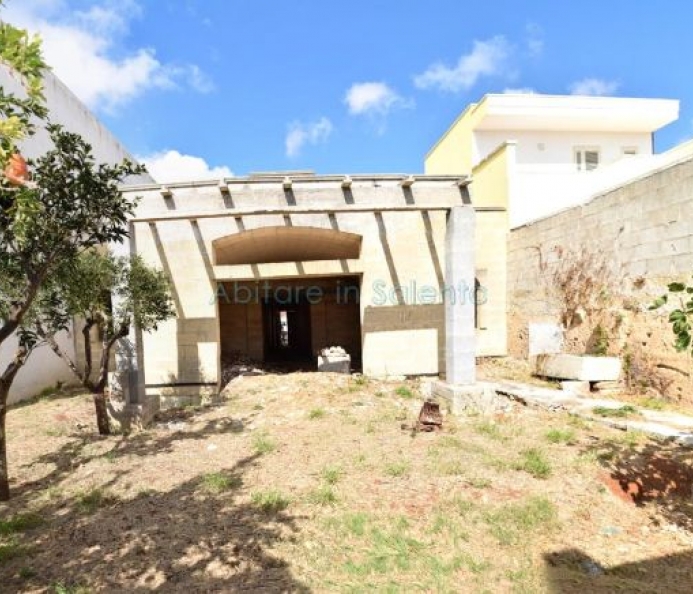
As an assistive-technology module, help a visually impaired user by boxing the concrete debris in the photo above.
[320,346,348,357]
[318,346,351,373]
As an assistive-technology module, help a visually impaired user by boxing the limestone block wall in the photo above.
[508,155,693,401]
[121,175,508,399]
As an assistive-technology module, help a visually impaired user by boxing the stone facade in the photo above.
[116,174,508,406]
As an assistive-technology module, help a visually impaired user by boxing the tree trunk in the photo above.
[93,391,111,436]
[0,388,10,501]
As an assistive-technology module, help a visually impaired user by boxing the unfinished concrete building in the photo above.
[114,173,508,410]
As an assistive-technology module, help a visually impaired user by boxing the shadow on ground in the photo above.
[582,435,693,532]
[2,411,310,592]
[11,409,253,500]
[544,548,693,593]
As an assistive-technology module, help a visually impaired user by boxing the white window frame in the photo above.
[574,147,600,171]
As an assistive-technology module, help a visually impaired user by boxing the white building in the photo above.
[0,65,152,403]
[425,93,680,227]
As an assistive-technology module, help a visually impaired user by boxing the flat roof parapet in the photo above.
[120,173,470,193]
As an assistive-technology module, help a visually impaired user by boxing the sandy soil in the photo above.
[1,372,693,593]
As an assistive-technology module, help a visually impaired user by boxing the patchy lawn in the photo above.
[1,373,693,593]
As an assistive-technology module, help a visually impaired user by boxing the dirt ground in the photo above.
[2,372,693,593]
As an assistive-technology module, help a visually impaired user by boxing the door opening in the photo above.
[263,296,313,362]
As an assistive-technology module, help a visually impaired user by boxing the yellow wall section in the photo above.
[424,101,486,175]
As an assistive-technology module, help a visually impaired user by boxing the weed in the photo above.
[0,512,44,535]
[474,420,505,441]
[253,404,264,411]
[321,465,342,485]
[545,428,576,444]
[567,414,591,430]
[353,453,367,466]
[484,497,557,545]
[201,472,241,494]
[450,496,476,516]
[618,430,647,447]
[438,435,464,449]
[77,488,117,513]
[251,490,290,513]
[103,450,118,463]
[343,512,369,536]
[514,448,552,479]
[384,460,410,477]
[590,324,609,356]
[374,391,384,398]
[430,513,447,534]
[395,386,414,399]
[308,485,338,506]
[308,408,326,420]
[592,405,638,418]
[637,396,667,411]
[0,538,27,563]
[252,431,276,454]
[468,477,492,489]
[344,523,424,575]
[437,459,465,476]
[352,375,368,386]
[52,582,91,594]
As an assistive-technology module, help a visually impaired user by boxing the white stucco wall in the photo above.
[472,130,655,227]
[1,66,152,403]
[1,333,76,405]
[474,130,652,167]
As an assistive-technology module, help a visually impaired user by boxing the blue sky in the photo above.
[3,0,693,180]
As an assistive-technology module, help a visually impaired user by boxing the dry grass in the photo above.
[1,372,693,592]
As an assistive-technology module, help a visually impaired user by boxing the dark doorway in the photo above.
[263,295,313,362]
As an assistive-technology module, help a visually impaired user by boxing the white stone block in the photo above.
[528,323,564,356]
[532,354,621,382]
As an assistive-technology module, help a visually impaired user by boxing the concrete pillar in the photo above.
[445,206,476,384]
[109,223,146,405]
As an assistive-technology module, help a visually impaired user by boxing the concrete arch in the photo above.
[212,226,362,265]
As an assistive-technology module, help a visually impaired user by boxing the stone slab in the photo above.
[432,380,511,416]
[532,354,621,382]
[491,381,693,446]
[560,380,591,396]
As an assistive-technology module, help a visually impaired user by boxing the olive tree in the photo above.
[29,250,175,435]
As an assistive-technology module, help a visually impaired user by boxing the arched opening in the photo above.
[213,226,362,265]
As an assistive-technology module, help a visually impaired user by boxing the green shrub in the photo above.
[251,490,290,512]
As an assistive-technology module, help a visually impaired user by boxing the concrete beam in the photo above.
[131,204,459,224]
[445,205,476,384]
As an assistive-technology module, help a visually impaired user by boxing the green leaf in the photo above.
[668,282,686,293]
[675,332,691,352]
[649,295,668,310]
[669,310,686,323]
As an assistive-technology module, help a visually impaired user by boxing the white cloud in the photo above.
[569,78,620,96]
[414,36,510,93]
[139,150,232,183]
[2,0,213,112]
[503,87,536,94]
[285,117,333,158]
[344,82,410,116]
